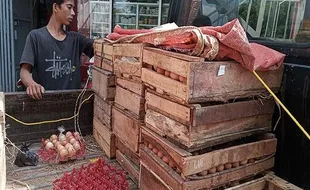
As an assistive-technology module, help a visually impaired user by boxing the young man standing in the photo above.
[20,0,94,100]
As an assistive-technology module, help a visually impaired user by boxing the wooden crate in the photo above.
[113,43,149,80]
[141,127,277,178]
[226,173,302,190]
[92,66,116,100]
[93,117,116,158]
[145,90,274,151]
[115,78,145,119]
[0,92,6,190]
[93,40,113,72]
[112,105,144,153]
[93,94,113,129]
[116,138,140,184]
[141,47,284,104]
[140,148,274,190]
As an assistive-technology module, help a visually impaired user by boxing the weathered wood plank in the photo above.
[93,129,116,159]
[93,94,113,128]
[116,138,140,166]
[0,92,6,190]
[140,149,184,190]
[115,85,145,119]
[143,47,205,62]
[117,78,145,97]
[142,68,187,101]
[143,48,190,77]
[193,99,275,126]
[93,117,116,158]
[4,90,93,143]
[116,150,140,184]
[94,56,113,72]
[113,43,144,58]
[187,61,283,103]
[265,173,303,190]
[114,59,141,78]
[92,66,115,100]
[225,177,266,190]
[145,110,190,147]
[182,139,277,176]
[145,91,191,125]
[112,105,143,153]
[140,163,172,190]
[183,158,274,190]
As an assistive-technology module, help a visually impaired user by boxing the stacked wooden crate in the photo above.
[139,47,284,189]
[111,43,148,184]
[92,40,116,159]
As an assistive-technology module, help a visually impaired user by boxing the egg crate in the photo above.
[53,158,129,190]
[37,139,86,164]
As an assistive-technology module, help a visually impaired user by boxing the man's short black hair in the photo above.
[193,15,212,27]
[45,0,64,14]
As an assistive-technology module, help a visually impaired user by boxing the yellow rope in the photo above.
[4,94,94,126]
[253,70,310,140]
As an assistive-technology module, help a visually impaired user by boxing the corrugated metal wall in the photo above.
[0,0,16,92]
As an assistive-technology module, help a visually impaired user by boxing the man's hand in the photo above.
[20,63,45,100]
[26,82,45,100]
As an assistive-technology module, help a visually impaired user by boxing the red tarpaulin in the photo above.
[106,19,285,71]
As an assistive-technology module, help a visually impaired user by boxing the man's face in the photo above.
[54,0,75,25]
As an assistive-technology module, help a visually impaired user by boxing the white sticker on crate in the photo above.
[218,65,226,76]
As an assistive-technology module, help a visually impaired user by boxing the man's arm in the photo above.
[20,63,45,100]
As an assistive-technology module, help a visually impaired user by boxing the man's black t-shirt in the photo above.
[20,27,94,90]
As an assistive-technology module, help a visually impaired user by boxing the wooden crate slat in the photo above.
[143,48,189,78]
[115,85,145,119]
[117,78,145,97]
[92,67,115,100]
[112,105,143,153]
[116,150,140,184]
[93,118,116,158]
[116,138,140,166]
[93,95,113,129]
[142,68,187,101]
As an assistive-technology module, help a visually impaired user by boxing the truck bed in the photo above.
[5,136,138,190]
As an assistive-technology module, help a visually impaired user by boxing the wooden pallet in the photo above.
[112,105,144,153]
[92,66,116,100]
[141,47,284,104]
[115,79,145,119]
[93,117,116,159]
[116,138,140,184]
[94,40,114,72]
[93,94,113,129]
[0,92,5,190]
[226,173,302,190]
[141,127,277,178]
[140,147,274,190]
[145,90,274,151]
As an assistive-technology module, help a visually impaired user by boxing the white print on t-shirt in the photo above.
[45,51,74,79]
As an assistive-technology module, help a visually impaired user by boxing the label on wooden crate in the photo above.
[217,65,226,76]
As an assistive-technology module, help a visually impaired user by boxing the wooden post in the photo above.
[0,92,6,190]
